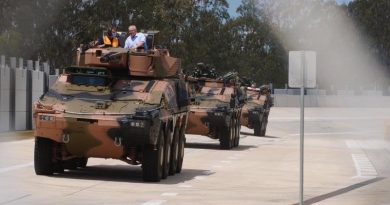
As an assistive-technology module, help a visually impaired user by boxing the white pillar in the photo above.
[14,69,30,130]
[27,60,34,70]
[0,55,5,68]
[10,57,17,69]
[35,60,40,71]
[18,58,24,69]
[43,62,50,75]
[31,70,45,129]
[0,66,13,131]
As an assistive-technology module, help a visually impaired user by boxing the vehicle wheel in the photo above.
[176,125,186,173]
[34,137,55,175]
[169,126,180,175]
[230,119,236,148]
[232,118,238,148]
[254,123,261,136]
[219,126,230,149]
[63,159,78,170]
[162,126,172,179]
[77,158,88,168]
[260,113,269,136]
[53,163,64,173]
[235,118,240,147]
[220,118,233,150]
[142,129,164,182]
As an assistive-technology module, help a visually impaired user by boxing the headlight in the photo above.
[135,107,160,119]
[214,112,224,116]
[130,120,146,128]
[39,115,55,121]
[118,117,146,128]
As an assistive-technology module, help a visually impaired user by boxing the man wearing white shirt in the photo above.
[124,25,146,49]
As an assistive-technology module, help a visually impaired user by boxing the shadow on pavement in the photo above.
[51,165,210,184]
[291,177,386,205]
[240,131,280,139]
[185,142,256,151]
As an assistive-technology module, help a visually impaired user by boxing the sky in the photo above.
[227,0,354,17]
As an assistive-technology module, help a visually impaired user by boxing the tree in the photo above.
[223,0,287,86]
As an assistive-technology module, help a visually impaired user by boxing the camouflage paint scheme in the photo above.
[185,78,244,149]
[240,86,273,136]
[34,75,186,158]
[34,36,189,181]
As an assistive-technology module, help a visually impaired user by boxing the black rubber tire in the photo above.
[53,163,64,173]
[260,113,269,136]
[232,118,238,148]
[220,117,233,150]
[219,126,231,149]
[235,118,240,147]
[230,118,236,149]
[254,123,261,136]
[77,158,88,168]
[63,159,78,170]
[162,126,172,179]
[169,126,180,175]
[142,129,164,182]
[34,137,54,175]
[176,125,186,173]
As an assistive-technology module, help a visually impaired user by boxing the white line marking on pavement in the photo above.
[345,140,361,149]
[228,157,238,160]
[194,176,206,180]
[270,117,390,121]
[289,132,372,136]
[178,184,192,188]
[212,165,223,168]
[1,139,34,145]
[141,200,167,205]
[351,154,377,178]
[220,160,231,164]
[0,162,33,174]
[161,193,178,197]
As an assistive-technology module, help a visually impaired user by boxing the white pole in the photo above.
[299,51,305,205]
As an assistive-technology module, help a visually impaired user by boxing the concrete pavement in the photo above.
[0,108,389,204]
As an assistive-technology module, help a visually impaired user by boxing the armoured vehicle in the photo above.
[240,84,273,136]
[185,64,245,149]
[33,31,189,182]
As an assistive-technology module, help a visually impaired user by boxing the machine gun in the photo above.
[217,71,239,85]
[189,63,218,79]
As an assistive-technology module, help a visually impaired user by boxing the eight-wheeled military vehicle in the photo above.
[240,84,273,136]
[33,31,189,182]
[185,64,245,149]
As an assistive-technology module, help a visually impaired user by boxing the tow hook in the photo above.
[114,137,122,147]
[62,133,70,143]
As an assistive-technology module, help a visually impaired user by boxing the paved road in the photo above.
[0,108,390,205]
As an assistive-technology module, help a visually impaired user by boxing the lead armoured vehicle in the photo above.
[33,31,189,182]
[240,84,273,136]
[185,64,245,149]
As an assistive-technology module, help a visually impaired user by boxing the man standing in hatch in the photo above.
[124,25,146,49]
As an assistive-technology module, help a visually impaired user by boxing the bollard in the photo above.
[1,55,5,68]
[27,60,33,70]
[55,69,60,75]
[43,62,50,75]
[10,57,17,69]
[35,61,40,71]
[18,58,24,69]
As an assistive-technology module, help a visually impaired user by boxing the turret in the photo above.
[76,31,181,78]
